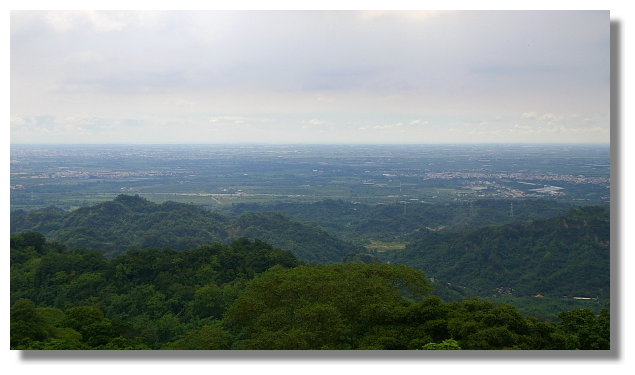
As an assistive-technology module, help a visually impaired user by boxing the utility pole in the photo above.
[510,201,514,217]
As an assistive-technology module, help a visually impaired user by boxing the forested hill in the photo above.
[10,232,610,350]
[385,206,610,299]
[11,195,229,258]
[226,199,577,243]
[10,195,362,262]
[227,212,362,263]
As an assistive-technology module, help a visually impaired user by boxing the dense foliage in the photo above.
[10,195,586,263]
[386,206,610,299]
[11,195,361,262]
[11,232,609,350]
[226,199,577,243]
[10,232,298,349]
[227,212,363,263]
[11,195,229,258]
[225,263,431,349]
[11,196,611,320]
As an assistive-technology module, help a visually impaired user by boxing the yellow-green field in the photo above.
[365,240,406,252]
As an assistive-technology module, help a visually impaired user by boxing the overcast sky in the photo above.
[10,10,609,144]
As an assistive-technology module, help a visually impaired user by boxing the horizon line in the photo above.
[9,142,611,146]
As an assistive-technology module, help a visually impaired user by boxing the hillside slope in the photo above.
[227,199,576,243]
[12,195,229,258]
[227,212,363,263]
[11,195,360,262]
[385,206,610,299]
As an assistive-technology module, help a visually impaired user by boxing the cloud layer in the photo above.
[11,10,609,143]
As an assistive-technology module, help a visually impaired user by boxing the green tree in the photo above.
[190,283,225,319]
[556,308,610,349]
[11,299,48,348]
[164,322,231,350]
[226,263,430,349]
[421,339,462,350]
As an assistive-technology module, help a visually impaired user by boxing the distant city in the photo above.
[10,144,610,211]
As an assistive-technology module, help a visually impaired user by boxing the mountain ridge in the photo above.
[11,195,361,263]
[384,206,610,299]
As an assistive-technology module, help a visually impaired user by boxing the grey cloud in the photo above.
[15,11,609,96]
[10,10,609,144]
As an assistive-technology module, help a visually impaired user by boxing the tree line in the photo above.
[11,232,609,350]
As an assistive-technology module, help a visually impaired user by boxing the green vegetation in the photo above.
[365,240,406,252]
[386,206,610,300]
[227,211,363,263]
[11,195,228,258]
[226,198,578,244]
[10,145,611,350]
[225,263,430,349]
[484,295,609,322]
[11,232,609,350]
[10,232,298,349]
[11,195,362,263]
[421,339,462,350]
[11,196,611,320]
[10,145,611,211]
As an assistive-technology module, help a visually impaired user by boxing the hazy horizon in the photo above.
[10,142,611,146]
[11,10,610,144]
